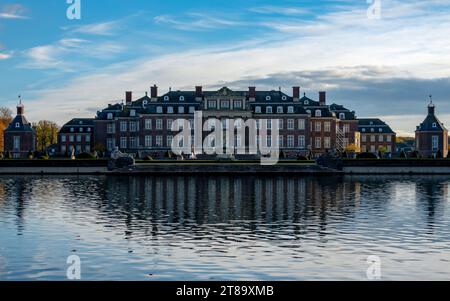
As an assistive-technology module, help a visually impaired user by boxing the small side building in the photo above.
[358,118,396,154]
[3,102,36,158]
[415,101,448,157]
[58,118,95,155]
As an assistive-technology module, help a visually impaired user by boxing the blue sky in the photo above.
[1,0,450,136]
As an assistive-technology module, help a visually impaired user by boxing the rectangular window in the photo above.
[61,135,66,143]
[278,119,283,130]
[13,136,20,150]
[107,138,115,151]
[130,121,137,132]
[130,137,139,149]
[208,100,217,108]
[156,136,163,147]
[120,137,127,149]
[387,145,392,152]
[287,119,294,130]
[343,124,350,133]
[267,120,272,130]
[120,121,127,132]
[287,135,294,148]
[370,135,375,142]
[298,119,305,130]
[432,136,439,150]
[278,135,284,147]
[343,138,349,148]
[324,137,331,149]
[266,136,272,148]
[85,145,91,153]
[234,101,242,108]
[156,119,163,130]
[107,123,115,134]
[324,122,331,132]
[298,135,305,148]
[145,119,152,130]
[76,135,82,143]
[69,135,74,142]
[362,134,366,142]
[86,135,91,143]
[167,135,173,147]
[145,135,152,147]
[387,135,392,142]
[221,101,230,109]
[167,119,173,131]
[378,135,384,142]
[315,122,321,132]
[315,137,321,149]
[61,145,66,153]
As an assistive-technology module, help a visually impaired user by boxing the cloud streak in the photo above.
[0,4,29,19]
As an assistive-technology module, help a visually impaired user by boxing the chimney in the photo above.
[125,91,132,106]
[249,87,256,101]
[150,85,158,101]
[293,86,300,101]
[319,91,326,106]
[195,86,203,100]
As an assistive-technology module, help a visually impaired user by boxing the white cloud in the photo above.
[65,21,119,36]
[0,4,28,19]
[154,13,245,31]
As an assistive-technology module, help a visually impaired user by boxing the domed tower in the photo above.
[415,97,448,157]
[3,98,36,158]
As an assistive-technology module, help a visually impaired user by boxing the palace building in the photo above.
[3,101,36,158]
[415,100,448,157]
[358,118,396,153]
[56,85,396,158]
[58,118,95,155]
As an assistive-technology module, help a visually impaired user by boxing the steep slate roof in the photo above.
[358,118,396,134]
[329,103,357,120]
[5,111,35,133]
[59,118,94,134]
[416,103,447,132]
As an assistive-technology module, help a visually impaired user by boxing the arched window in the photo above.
[15,123,20,128]
[266,106,273,114]
[432,122,437,128]
[282,96,287,101]
[266,96,271,101]
[339,113,345,120]
[164,96,169,101]
[179,96,185,101]
[315,110,322,117]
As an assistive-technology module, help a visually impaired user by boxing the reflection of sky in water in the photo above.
[0,175,449,280]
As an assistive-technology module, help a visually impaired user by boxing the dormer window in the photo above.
[15,123,20,128]
[266,96,271,101]
[156,106,163,114]
[371,128,375,132]
[164,96,169,101]
[79,128,83,132]
[179,96,185,101]
[167,106,174,114]
[87,128,91,132]
[339,113,345,120]
[315,110,321,117]
[362,128,366,132]
[277,106,283,114]
[282,96,287,101]
[107,113,113,120]
[130,109,136,117]
[266,106,273,114]
[306,110,311,115]
[370,121,374,125]
[304,100,309,105]
[379,128,382,132]
[287,106,294,113]
[143,100,148,105]
[432,122,437,128]
[255,106,261,113]
[189,106,195,113]
[70,127,74,132]
[178,106,185,114]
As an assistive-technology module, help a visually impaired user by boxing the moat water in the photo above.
[0,175,449,280]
